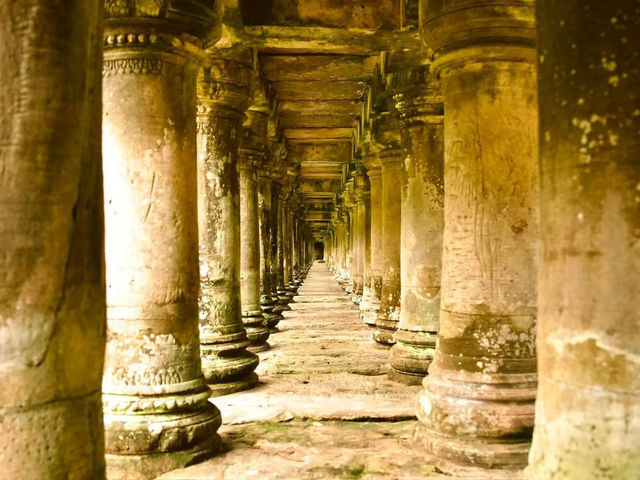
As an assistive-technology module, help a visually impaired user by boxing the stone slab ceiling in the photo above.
[241,0,405,236]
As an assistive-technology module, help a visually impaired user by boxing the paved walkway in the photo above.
[160,262,442,480]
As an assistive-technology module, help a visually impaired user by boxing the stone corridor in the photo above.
[161,262,439,479]
[2,1,639,480]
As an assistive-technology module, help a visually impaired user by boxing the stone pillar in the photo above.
[101,3,221,478]
[389,67,444,385]
[372,114,402,346]
[343,182,357,296]
[361,153,383,328]
[271,179,288,310]
[0,3,105,478]
[283,197,297,296]
[416,0,538,475]
[335,208,350,284]
[274,181,292,310]
[196,50,259,396]
[258,173,283,329]
[351,167,369,304]
[239,109,271,353]
[526,2,640,479]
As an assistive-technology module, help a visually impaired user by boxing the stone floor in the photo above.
[159,263,445,480]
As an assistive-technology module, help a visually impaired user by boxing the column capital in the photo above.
[371,112,401,159]
[104,0,219,46]
[389,65,444,127]
[197,48,252,122]
[362,150,382,177]
[239,108,269,169]
[420,0,535,74]
[354,167,371,202]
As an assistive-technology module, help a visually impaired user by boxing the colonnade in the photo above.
[323,0,639,478]
[1,1,638,480]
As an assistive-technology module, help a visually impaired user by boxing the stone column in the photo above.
[372,114,402,346]
[0,3,105,478]
[335,208,350,285]
[273,181,291,310]
[283,197,297,297]
[343,183,357,296]
[271,179,288,311]
[101,3,221,478]
[196,50,259,396]
[239,109,271,353]
[361,153,383,328]
[526,2,640,479]
[258,173,283,329]
[416,0,538,475]
[389,67,444,385]
[351,167,370,304]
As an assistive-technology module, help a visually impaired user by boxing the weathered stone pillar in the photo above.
[526,2,640,479]
[372,114,402,346]
[239,109,271,353]
[196,50,259,396]
[351,167,370,304]
[343,181,357,296]
[361,153,383,328]
[0,3,105,478]
[101,3,221,478]
[389,67,444,385]
[258,173,284,329]
[271,178,289,311]
[283,196,297,296]
[335,207,350,285]
[274,179,293,310]
[416,0,538,475]
[291,211,303,288]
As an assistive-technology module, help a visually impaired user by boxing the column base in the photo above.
[208,372,259,397]
[247,342,271,354]
[201,340,259,387]
[388,330,436,385]
[263,311,284,329]
[361,305,379,328]
[388,367,426,386]
[242,313,271,352]
[105,402,221,480]
[414,422,527,479]
[372,313,398,346]
[277,294,292,310]
[415,366,536,476]
[371,327,396,346]
[106,431,221,480]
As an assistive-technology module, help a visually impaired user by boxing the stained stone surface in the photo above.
[157,263,445,479]
[0,2,106,479]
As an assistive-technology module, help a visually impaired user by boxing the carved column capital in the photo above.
[104,0,218,55]
[371,112,401,160]
[362,150,382,177]
[390,65,444,127]
[420,0,536,74]
[239,108,269,170]
[197,49,252,123]
[354,167,371,203]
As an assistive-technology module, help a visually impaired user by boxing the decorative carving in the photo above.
[103,0,217,44]
[103,58,163,76]
[105,366,182,387]
[105,0,131,16]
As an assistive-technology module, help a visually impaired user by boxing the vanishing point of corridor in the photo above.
[160,262,441,479]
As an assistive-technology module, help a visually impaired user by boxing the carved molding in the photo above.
[103,57,164,76]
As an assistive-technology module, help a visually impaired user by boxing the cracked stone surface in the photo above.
[158,263,444,479]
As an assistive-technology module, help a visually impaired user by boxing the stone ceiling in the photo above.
[227,0,421,238]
